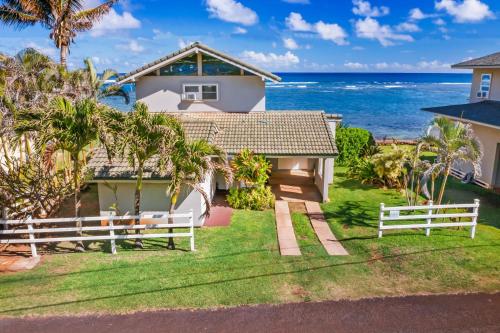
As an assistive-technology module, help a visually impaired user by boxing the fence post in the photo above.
[378,203,384,238]
[189,209,195,251]
[26,216,38,257]
[109,217,117,255]
[1,207,7,231]
[426,200,433,237]
[470,199,480,239]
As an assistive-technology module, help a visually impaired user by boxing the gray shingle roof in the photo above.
[422,100,500,128]
[117,42,281,83]
[88,111,338,180]
[452,52,500,68]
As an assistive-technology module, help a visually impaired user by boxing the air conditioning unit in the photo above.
[182,92,200,101]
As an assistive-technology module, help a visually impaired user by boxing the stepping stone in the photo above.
[275,200,301,256]
[305,201,349,256]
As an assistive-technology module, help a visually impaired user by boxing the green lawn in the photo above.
[0,167,499,316]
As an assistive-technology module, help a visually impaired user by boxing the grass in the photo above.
[0,168,499,316]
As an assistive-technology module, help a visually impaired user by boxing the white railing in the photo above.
[0,210,195,257]
[378,200,480,239]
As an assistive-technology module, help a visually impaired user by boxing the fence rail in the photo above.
[378,200,479,238]
[0,210,195,257]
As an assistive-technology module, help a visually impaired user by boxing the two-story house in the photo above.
[88,43,339,225]
[423,52,500,191]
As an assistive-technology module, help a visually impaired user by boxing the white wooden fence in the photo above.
[378,200,480,238]
[0,210,194,257]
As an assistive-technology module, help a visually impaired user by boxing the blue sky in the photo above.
[0,0,498,72]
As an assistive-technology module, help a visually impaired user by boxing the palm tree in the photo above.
[21,97,121,251]
[117,102,179,248]
[421,117,483,205]
[78,57,130,103]
[164,133,231,250]
[0,0,118,66]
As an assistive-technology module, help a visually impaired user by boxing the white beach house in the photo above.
[88,43,340,225]
[423,51,500,191]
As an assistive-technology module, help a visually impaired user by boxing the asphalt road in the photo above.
[1,293,499,333]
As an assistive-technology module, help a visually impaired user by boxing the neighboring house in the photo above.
[423,51,500,191]
[88,43,339,225]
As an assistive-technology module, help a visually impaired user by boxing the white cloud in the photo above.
[118,40,144,53]
[233,26,248,34]
[352,0,389,17]
[283,37,299,50]
[433,18,447,25]
[282,0,310,3]
[409,8,427,20]
[416,60,451,70]
[206,0,258,26]
[285,12,348,45]
[344,62,368,70]
[355,17,414,46]
[285,12,313,31]
[178,39,195,49]
[241,50,299,68]
[435,0,494,23]
[314,21,349,45]
[152,29,173,40]
[395,22,421,32]
[90,9,141,36]
[24,41,57,57]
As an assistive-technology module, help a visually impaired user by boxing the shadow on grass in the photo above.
[1,242,498,314]
[324,201,377,229]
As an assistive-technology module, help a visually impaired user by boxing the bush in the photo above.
[227,186,275,210]
[231,148,272,186]
[336,126,377,166]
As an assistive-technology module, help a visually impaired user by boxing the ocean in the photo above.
[101,73,472,139]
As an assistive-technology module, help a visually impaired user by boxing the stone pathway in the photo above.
[274,201,301,256]
[305,201,349,256]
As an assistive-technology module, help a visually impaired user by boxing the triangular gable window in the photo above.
[202,54,241,76]
[159,53,198,76]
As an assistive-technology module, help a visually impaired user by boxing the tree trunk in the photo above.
[73,155,85,252]
[134,163,144,248]
[60,45,68,67]
[437,165,451,205]
[24,134,31,160]
[0,137,12,172]
[167,190,179,250]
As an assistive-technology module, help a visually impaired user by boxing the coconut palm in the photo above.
[421,117,483,205]
[164,133,231,250]
[117,102,180,248]
[0,0,118,66]
[21,97,121,251]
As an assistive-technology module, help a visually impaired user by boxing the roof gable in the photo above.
[452,52,500,69]
[117,42,281,83]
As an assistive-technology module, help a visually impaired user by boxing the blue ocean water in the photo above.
[101,73,471,139]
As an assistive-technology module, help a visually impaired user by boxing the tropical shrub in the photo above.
[227,186,275,210]
[336,126,377,166]
[231,148,271,186]
[371,145,409,189]
[347,158,378,185]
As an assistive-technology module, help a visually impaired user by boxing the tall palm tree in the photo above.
[421,117,483,205]
[117,102,179,248]
[0,0,118,66]
[164,133,231,250]
[20,97,121,251]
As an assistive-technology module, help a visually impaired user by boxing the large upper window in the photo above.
[202,54,241,76]
[182,84,218,101]
[159,53,198,76]
[477,73,492,98]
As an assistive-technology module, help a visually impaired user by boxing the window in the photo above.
[202,54,241,76]
[182,84,218,101]
[159,53,198,76]
[477,73,492,98]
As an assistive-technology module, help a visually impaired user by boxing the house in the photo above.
[88,43,339,226]
[422,51,500,191]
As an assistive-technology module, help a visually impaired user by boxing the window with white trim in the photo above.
[477,73,492,98]
[182,84,218,101]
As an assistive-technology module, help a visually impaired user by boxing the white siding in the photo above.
[135,75,266,112]
[96,172,215,226]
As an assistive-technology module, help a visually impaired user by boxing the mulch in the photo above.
[204,192,233,227]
